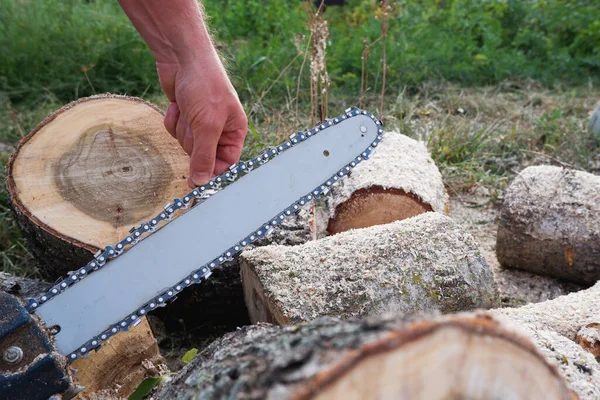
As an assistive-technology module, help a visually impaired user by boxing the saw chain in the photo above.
[25,107,383,362]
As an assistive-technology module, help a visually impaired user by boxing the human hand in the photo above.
[157,55,247,188]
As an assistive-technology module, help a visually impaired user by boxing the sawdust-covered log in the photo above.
[492,282,600,398]
[6,94,190,280]
[240,212,498,325]
[496,166,600,285]
[5,95,178,397]
[326,133,447,235]
[157,313,576,400]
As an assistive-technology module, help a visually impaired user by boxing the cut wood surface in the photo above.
[496,166,600,285]
[6,94,190,279]
[156,313,576,400]
[72,318,164,398]
[326,132,447,235]
[5,95,176,397]
[241,212,498,325]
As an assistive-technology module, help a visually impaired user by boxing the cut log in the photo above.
[492,283,600,399]
[240,212,498,325]
[156,313,576,400]
[496,166,600,285]
[326,132,447,235]
[5,95,178,397]
[6,94,190,279]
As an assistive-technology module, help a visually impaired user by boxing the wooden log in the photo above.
[492,282,600,398]
[156,313,576,400]
[5,95,178,397]
[240,212,498,325]
[6,94,190,279]
[496,166,600,285]
[326,132,447,235]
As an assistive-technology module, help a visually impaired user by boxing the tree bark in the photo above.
[6,94,190,280]
[5,95,179,397]
[156,313,577,400]
[326,132,447,235]
[496,166,600,285]
[240,212,498,325]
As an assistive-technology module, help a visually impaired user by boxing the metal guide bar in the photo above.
[27,107,383,362]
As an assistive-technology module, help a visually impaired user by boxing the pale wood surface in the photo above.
[8,94,189,251]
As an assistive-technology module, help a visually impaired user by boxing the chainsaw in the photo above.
[0,107,383,400]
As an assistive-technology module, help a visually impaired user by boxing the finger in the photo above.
[183,125,194,155]
[188,120,222,187]
[164,102,179,138]
[175,112,187,149]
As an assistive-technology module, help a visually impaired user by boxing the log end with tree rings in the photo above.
[156,314,577,400]
[326,133,447,235]
[7,94,190,279]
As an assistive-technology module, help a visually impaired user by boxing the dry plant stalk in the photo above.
[359,0,392,117]
[380,0,390,119]
[308,1,330,124]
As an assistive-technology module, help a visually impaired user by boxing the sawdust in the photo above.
[328,132,447,215]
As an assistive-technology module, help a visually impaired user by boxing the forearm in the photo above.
[118,0,216,64]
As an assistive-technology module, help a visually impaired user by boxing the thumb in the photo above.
[188,120,222,187]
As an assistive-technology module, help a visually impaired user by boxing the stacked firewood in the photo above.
[5,96,599,399]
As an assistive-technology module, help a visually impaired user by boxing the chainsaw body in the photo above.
[0,291,73,400]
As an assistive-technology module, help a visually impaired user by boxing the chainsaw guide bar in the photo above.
[27,107,383,362]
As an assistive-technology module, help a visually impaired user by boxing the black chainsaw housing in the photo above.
[0,291,72,400]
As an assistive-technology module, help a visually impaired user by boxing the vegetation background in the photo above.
[0,0,599,275]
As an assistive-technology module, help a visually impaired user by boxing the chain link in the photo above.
[26,107,384,362]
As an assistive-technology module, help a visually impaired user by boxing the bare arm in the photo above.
[118,0,247,187]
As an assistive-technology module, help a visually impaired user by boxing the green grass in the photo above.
[1,0,599,105]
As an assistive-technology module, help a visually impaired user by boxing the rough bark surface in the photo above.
[6,94,190,280]
[0,272,51,298]
[327,132,447,234]
[496,166,600,285]
[492,282,600,398]
[156,313,575,400]
[241,212,498,325]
